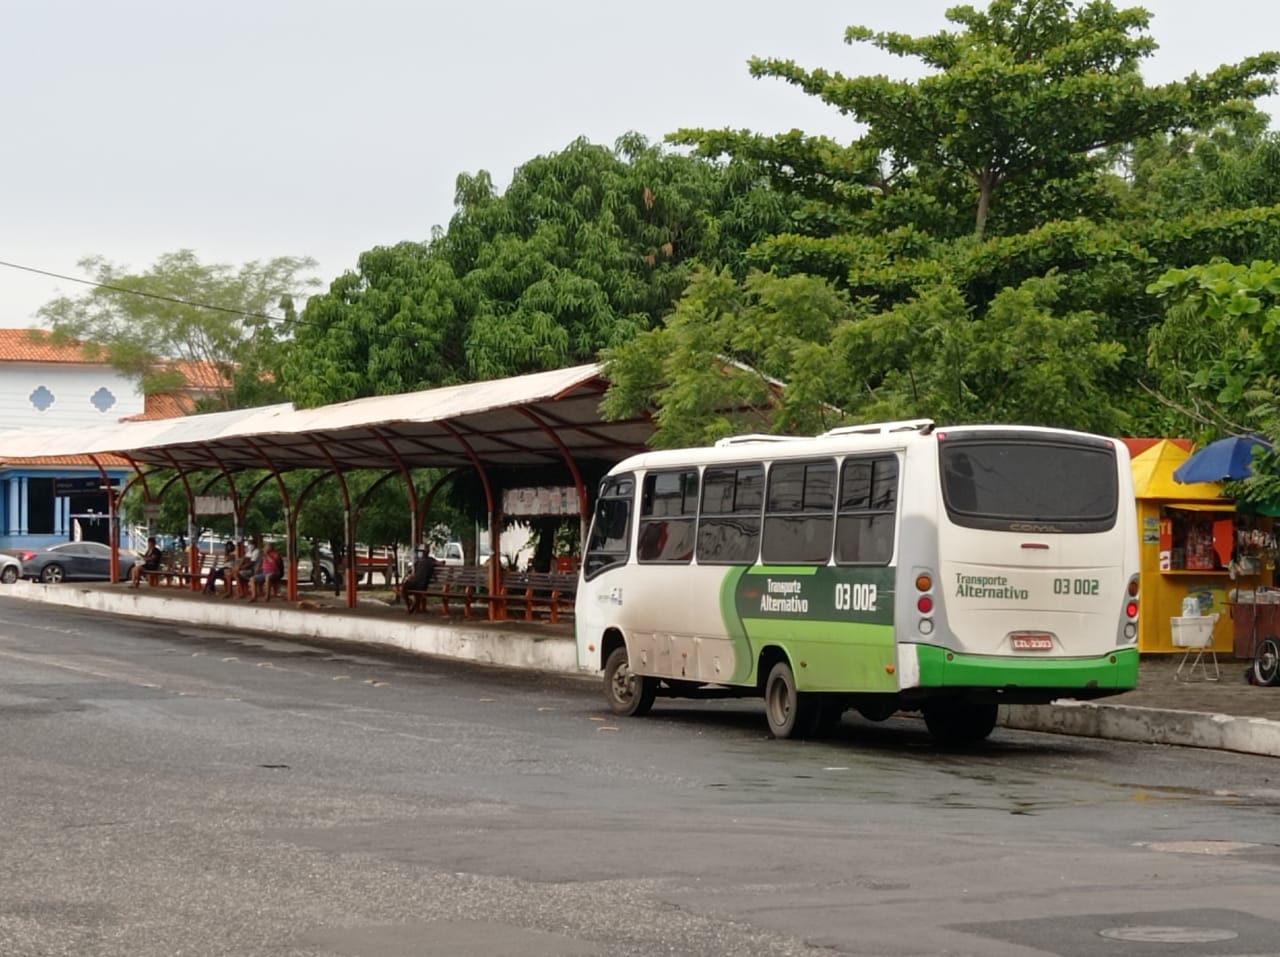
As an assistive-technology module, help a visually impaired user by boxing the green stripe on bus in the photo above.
[719,567,752,684]
[913,644,1139,690]
[739,618,898,692]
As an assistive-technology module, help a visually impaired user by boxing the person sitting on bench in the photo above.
[128,537,162,588]
[203,541,237,595]
[251,541,283,602]
[400,552,439,610]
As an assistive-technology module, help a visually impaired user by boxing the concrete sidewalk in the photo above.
[3,580,1278,759]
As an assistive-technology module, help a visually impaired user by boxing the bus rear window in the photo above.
[940,439,1118,532]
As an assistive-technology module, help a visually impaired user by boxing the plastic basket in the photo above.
[1171,614,1218,648]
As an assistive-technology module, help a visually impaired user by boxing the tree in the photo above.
[745,0,1278,239]
[602,268,861,447]
[606,268,1127,443]
[1147,259,1280,434]
[599,2,1280,446]
[281,135,798,407]
[39,250,318,410]
[279,243,467,409]
[1123,110,1280,221]
[1146,259,1280,505]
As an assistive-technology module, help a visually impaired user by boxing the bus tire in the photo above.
[923,699,998,744]
[603,646,656,717]
[1254,636,1280,687]
[764,661,818,739]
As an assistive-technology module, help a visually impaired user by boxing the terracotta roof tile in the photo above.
[164,359,229,391]
[0,453,131,467]
[121,393,197,421]
[0,328,105,364]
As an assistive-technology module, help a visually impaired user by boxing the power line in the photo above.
[0,258,281,322]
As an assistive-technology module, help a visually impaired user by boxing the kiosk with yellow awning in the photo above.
[1129,439,1269,654]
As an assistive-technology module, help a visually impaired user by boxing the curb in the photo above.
[1,581,580,675]
[1002,700,1280,759]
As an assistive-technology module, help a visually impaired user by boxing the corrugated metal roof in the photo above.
[0,362,654,473]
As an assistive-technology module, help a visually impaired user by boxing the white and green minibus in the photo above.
[575,420,1140,742]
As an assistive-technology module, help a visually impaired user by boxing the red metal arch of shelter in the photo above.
[0,363,653,612]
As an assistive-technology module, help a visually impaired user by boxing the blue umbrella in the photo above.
[1173,434,1273,484]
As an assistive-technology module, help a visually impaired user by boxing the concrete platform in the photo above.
[3,579,1278,759]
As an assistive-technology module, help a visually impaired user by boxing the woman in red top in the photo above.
[252,542,284,602]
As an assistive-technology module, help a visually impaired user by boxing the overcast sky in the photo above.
[3,0,1278,326]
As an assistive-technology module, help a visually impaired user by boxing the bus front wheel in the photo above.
[922,699,998,744]
[764,661,818,740]
[603,646,656,717]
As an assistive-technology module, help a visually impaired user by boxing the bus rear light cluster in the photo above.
[1122,574,1140,642]
[916,571,935,636]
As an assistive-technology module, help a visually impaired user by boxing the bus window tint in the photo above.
[584,474,634,578]
[696,465,763,564]
[940,440,1118,530]
[638,470,698,563]
[762,460,835,564]
[835,456,898,564]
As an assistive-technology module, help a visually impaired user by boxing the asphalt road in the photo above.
[1,599,1278,957]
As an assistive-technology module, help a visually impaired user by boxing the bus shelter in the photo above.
[0,363,653,615]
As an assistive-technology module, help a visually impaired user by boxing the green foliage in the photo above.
[608,268,1128,442]
[1147,259,1280,505]
[600,1,1280,447]
[283,135,798,407]
[602,269,859,447]
[280,244,467,409]
[39,250,318,410]
[1147,259,1280,431]
[709,1,1279,240]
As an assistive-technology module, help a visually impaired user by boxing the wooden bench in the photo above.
[502,570,577,623]
[157,550,220,589]
[401,565,494,618]
[352,545,398,587]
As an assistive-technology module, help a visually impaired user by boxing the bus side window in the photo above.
[835,456,899,565]
[696,465,763,564]
[584,475,634,579]
[761,459,836,564]
[638,470,698,563]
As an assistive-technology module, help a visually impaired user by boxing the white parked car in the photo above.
[0,551,21,584]
[430,541,466,566]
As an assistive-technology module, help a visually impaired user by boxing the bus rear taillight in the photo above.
[915,570,935,636]
[1121,574,1139,642]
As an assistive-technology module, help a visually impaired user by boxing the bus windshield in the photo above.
[940,437,1118,531]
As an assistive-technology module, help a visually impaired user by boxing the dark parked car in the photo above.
[22,541,137,583]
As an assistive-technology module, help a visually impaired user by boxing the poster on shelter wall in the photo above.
[194,495,235,515]
[503,486,579,517]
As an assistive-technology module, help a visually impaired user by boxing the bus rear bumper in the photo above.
[906,644,1139,700]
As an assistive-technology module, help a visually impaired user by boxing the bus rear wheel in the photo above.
[603,646,656,717]
[764,661,819,739]
[922,699,998,744]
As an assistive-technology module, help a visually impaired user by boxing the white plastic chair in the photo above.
[1172,613,1221,681]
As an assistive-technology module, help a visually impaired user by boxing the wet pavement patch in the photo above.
[296,920,596,957]
[950,908,1278,957]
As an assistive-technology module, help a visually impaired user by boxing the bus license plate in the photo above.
[1010,633,1053,651]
